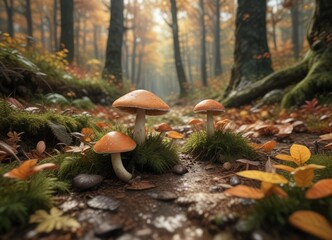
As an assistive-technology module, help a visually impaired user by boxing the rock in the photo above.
[87,195,120,211]
[229,175,241,186]
[172,164,188,175]
[209,185,223,193]
[116,233,141,240]
[261,89,284,105]
[148,191,178,201]
[222,162,232,171]
[213,230,235,240]
[94,222,123,238]
[72,174,103,191]
[45,93,69,105]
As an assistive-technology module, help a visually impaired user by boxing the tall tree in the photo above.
[223,0,332,108]
[199,0,208,87]
[103,0,124,84]
[213,0,222,76]
[224,0,273,97]
[290,0,300,59]
[60,0,74,62]
[170,0,189,97]
[3,0,15,37]
[53,0,58,50]
[25,0,33,38]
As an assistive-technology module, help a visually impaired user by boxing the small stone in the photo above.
[135,228,152,237]
[213,230,235,240]
[148,191,178,201]
[87,195,120,211]
[94,222,123,238]
[229,175,241,186]
[172,164,188,175]
[222,162,232,171]
[59,200,79,212]
[72,174,103,191]
[209,185,223,193]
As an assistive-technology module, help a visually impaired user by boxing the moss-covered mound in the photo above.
[183,130,258,163]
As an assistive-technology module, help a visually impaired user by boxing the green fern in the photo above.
[183,130,258,163]
[130,134,180,173]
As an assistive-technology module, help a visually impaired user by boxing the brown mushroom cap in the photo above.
[155,123,172,132]
[112,89,170,115]
[166,130,184,139]
[194,99,225,115]
[93,131,136,154]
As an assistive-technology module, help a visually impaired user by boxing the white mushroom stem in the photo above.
[206,112,215,137]
[111,153,132,182]
[133,108,146,144]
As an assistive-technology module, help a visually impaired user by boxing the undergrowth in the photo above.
[183,130,258,163]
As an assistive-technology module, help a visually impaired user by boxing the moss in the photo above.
[183,130,258,163]
[308,154,332,180]
[282,48,332,108]
[129,134,180,173]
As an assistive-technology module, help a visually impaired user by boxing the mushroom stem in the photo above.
[206,112,215,137]
[111,153,132,182]
[133,108,146,144]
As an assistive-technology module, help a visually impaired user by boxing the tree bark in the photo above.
[60,0,74,62]
[224,0,273,97]
[25,0,33,38]
[53,0,58,50]
[3,0,15,37]
[102,0,124,84]
[222,0,332,108]
[170,0,189,97]
[291,0,300,59]
[213,0,222,76]
[199,0,208,87]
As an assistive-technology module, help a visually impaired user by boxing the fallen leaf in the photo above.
[81,128,95,142]
[306,179,332,199]
[290,144,311,165]
[125,180,156,190]
[289,210,332,239]
[293,168,314,188]
[224,185,264,199]
[3,159,37,180]
[236,170,288,184]
[273,164,295,172]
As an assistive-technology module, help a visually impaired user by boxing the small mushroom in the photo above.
[236,159,260,170]
[193,99,225,137]
[166,130,184,147]
[93,131,136,182]
[188,118,204,132]
[154,122,172,139]
[112,90,170,144]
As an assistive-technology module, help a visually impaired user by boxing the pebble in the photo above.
[172,164,189,175]
[148,191,178,201]
[94,222,123,238]
[72,174,103,191]
[209,185,223,193]
[87,195,120,211]
[229,175,241,186]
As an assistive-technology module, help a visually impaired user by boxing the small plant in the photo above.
[183,130,258,163]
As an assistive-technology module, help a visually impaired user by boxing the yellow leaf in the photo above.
[289,211,332,239]
[275,154,295,162]
[306,179,332,199]
[224,185,264,199]
[273,164,295,172]
[290,144,311,165]
[293,168,314,187]
[260,182,288,198]
[236,170,288,184]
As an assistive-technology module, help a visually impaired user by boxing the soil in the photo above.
[2,131,323,240]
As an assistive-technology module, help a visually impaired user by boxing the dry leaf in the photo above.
[236,170,288,184]
[275,154,295,162]
[289,210,332,239]
[319,133,332,142]
[260,182,288,198]
[29,207,80,233]
[306,179,332,199]
[125,180,156,190]
[275,124,293,139]
[293,168,314,188]
[0,140,20,162]
[81,128,95,142]
[224,185,264,199]
[290,144,311,165]
[273,164,295,172]
[261,140,277,152]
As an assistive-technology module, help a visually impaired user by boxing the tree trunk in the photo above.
[53,0,58,50]
[213,0,222,76]
[102,0,124,84]
[131,34,137,85]
[93,24,100,59]
[60,0,74,62]
[170,0,189,97]
[224,0,273,97]
[291,0,300,59]
[3,0,15,37]
[25,0,33,38]
[199,0,208,87]
[222,0,332,108]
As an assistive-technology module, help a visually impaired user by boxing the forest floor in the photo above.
[2,101,332,240]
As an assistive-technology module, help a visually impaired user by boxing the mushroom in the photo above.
[154,122,172,139]
[112,89,170,144]
[236,159,260,170]
[93,131,136,182]
[188,118,204,132]
[166,130,184,147]
[193,99,225,137]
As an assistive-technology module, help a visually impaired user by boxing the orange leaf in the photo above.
[275,154,295,162]
[293,168,314,187]
[224,185,264,199]
[273,164,295,172]
[290,144,311,165]
[3,159,38,180]
[306,179,332,199]
[260,182,288,198]
[289,211,332,239]
[236,170,288,184]
[261,140,277,152]
[81,128,95,142]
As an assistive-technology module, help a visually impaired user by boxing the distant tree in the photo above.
[224,0,273,97]
[53,0,58,50]
[170,0,189,97]
[103,0,124,84]
[213,0,222,76]
[199,0,208,87]
[3,0,15,37]
[25,0,33,38]
[223,0,332,108]
[60,0,74,62]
